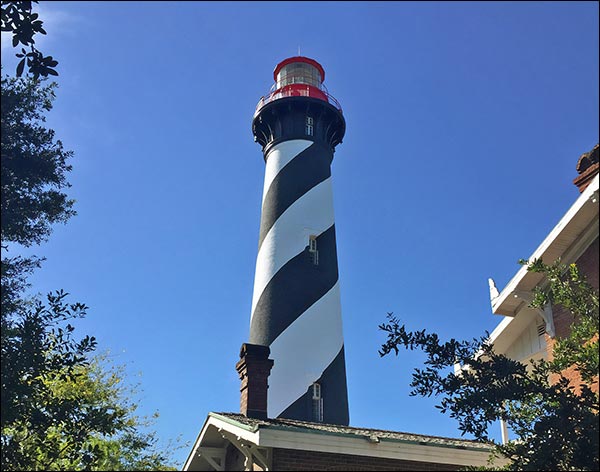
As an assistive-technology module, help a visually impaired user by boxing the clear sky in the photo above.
[2,1,599,468]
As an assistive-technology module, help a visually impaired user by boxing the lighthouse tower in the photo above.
[249,56,349,425]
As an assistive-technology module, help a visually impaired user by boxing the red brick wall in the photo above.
[271,448,465,471]
[546,237,599,394]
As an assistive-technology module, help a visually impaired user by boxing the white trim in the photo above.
[185,414,499,470]
[257,427,493,467]
[487,173,598,355]
[197,447,225,471]
[488,306,549,360]
[183,416,260,471]
[492,174,599,316]
[183,417,210,471]
[488,316,514,347]
[500,418,509,445]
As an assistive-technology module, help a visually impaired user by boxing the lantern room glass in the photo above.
[276,62,322,89]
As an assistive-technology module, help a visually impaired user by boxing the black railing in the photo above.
[255,85,343,114]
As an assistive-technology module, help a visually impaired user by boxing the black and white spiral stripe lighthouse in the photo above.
[250,56,349,425]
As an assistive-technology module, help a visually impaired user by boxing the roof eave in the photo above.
[185,413,498,469]
[491,173,599,317]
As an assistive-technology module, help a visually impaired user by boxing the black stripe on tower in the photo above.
[279,346,349,425]
[258,142,331,250]
[249,224,339,346]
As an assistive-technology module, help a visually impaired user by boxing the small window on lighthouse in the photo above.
[312,383,323,422]
[308,235,317,252]
[308,235,319,265]
[306,116,314,136]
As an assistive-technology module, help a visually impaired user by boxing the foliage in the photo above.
[1,1,59,79]
[1,270,181,470]
[1,75,75,248]
[76,356,182,471]
[0,254,41,315]
[3,348,179,471]
[1,290,97,470]
[1,286,181,470]
[379,259,599,471]
[1,22,84,468]
[524,258,599,382]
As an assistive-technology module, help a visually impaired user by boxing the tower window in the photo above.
[308,235,317,252]
[312,383,323,422]
[308,235,318,265]
[306,116,314,136]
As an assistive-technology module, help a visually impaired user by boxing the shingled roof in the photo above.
[211,412,492,452]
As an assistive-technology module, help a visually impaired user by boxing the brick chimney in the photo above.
[573,143,599,193]
[235,343,274,419]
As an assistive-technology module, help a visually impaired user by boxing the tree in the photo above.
[0,74,88,469]
[1,75,75,248]
[1,1,59,79]
[526,258,599,383]
[378,259,599,471]
[1,285,182,470]
[66,355,182,471]
[1,290,97,470]
[3,350,180,471]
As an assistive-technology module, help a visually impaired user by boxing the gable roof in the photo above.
[212,412,491,452]
[184,411,498,470]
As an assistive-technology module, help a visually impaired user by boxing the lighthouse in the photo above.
[249,56,349,425]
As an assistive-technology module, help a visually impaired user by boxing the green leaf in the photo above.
[16,57,25,77]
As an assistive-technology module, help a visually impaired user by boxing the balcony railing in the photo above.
[255,85,343,115]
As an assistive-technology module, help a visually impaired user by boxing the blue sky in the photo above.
[2,1,598,467]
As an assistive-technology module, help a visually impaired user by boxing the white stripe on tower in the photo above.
[267,282,343,418]
[250,177,335,321]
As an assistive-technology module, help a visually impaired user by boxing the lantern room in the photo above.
[254,56,342,114]
[274,56,325,89]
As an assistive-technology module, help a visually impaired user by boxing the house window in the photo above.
[312,383,323,422]
[308,235,318,265]
[306,116,314,136]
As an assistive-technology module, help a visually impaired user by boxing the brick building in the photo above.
[487,144,599,440]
